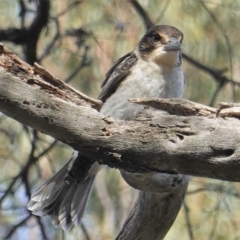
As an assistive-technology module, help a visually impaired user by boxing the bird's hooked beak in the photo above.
[164,37,181,51]
[151,36,182,66]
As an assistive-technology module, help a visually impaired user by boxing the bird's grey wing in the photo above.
[98,52,137,102]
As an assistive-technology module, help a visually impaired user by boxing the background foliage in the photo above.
[0,0,240,239]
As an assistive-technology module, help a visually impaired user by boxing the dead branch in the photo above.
[1,43,240,239]
[0,43,240,180]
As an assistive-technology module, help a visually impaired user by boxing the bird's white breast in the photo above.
[101,59,184,120]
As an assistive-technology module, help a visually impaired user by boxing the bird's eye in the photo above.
[151,34,161,42]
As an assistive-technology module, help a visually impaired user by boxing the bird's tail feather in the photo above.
[28,160,95,231]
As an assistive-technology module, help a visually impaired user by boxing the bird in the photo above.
[28,25,184,231]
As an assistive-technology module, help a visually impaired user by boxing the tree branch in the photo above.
[0,0,50,64]
[0,43,240,182]
[1,42,240,239]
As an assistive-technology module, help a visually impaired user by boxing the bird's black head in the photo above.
[138,25,183,66]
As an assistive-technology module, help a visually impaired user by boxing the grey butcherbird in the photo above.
[28,25,186,230]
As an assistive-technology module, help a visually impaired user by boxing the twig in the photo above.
[4,215,31,239]
[35,216,49,240]
[54,1,83,19]
[155,0,171,23]
[183,201,194,240]
[201,1,235,102]
[18,0,27,28]
[128,0,154,29]
[65,46,91,83]
[81,222,92,240]
[38,19,61,62]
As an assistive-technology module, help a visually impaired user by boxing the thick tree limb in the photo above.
[0,43,240,181]
[1,43,240,239]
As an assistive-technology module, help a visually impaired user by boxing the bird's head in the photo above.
[138,25,183,67]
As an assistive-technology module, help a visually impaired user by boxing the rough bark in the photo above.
[0,43,240,181]
[1,43,240,239]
